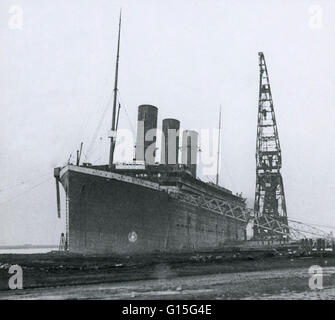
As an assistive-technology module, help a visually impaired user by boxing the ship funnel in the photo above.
[181,130,198,177]
[161,118,180,165]
[135,105,158,165]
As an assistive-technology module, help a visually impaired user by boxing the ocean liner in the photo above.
[54,14,247,254]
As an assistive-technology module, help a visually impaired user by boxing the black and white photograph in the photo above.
[0,0,335,305]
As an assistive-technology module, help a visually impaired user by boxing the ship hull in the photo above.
[60,166,246,254]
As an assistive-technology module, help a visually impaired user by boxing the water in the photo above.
[0,248,56,254]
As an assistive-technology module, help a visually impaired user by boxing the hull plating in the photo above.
[60,167,246,254]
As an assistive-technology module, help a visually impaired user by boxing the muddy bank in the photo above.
[0,249,333,297]
[1,263,334,300]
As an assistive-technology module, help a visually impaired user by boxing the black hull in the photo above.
[60,166,246,254]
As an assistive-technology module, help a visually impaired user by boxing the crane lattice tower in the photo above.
[254,52,289,240]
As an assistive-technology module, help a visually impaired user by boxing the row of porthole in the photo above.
[176,223,224,234]
[127,226,230,243]
[135,173,162,178]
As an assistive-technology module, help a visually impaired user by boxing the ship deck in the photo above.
[66,163,246,206]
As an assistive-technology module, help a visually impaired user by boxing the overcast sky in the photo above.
[0,0,334,245]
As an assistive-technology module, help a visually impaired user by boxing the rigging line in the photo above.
[0,172,50,192]
[82,85,117,163]
[221,159,237,192]
[86,141,102,159]
[303,224,335,230]
[205,175,215,184]
[93,157,102,164]
[81,150,89,162]
[73,78,112,150]
[216,106,222,185]
[118,90,136,135]
[288,219,335,231]
[0,177,52,206]
[84,91,114,161]
[0,164,50,180]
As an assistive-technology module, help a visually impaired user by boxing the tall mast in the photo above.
[216,106,222,185]
[109,10,122,169]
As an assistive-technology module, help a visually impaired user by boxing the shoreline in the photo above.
[0,250,333,299]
